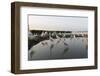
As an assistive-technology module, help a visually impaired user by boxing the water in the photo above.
[28,38,88,61]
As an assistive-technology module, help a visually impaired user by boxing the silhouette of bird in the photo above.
[55,34,61,44]
[40,32,45,37]
[44,42,48,45]
[56,34,60,39]
[64,42,68,46]
[41,42,45,45]
[63,33,66,38]
[41,41,48,46]
[49,36,54,42]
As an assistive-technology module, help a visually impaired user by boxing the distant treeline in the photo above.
[30,30,72,35]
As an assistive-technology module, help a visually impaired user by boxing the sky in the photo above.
[29,14,88,31]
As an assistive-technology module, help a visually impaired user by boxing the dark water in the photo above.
[28,38,88,61]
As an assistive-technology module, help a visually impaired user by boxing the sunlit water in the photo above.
[28,38,88,61]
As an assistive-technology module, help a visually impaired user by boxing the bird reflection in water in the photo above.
[82,38,88,50]
[62,47,69,55]
[85,44,88,50]
[62,42,69,55]
[50,44,54,56]
[85,39,88,50]
[30,50,35,58]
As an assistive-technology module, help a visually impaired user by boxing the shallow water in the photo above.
[28,38,88,61]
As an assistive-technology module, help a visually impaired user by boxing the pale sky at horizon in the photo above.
[29,15,88,31]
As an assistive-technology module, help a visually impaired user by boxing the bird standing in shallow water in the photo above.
[41,42,45,45]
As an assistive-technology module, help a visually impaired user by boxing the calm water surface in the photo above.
[28,38,88,60]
